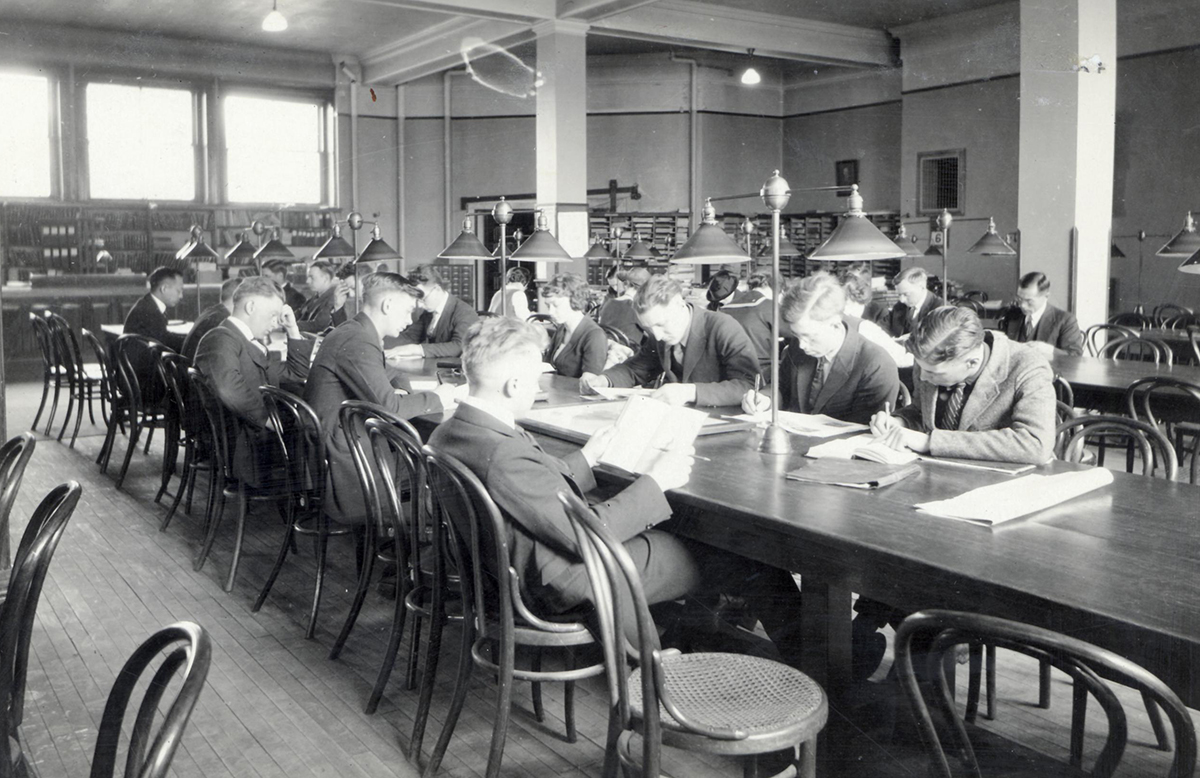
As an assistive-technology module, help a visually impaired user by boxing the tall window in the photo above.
[0,73,53,198]
[86,83,195,200]
[224,94,324,204]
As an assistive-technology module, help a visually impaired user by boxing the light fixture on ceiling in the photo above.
[262,0,288,32]
[740,48,761,86]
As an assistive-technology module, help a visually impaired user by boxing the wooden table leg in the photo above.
[800,577,852,777]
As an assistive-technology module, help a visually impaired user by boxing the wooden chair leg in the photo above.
[328,528,377,660]
[531,649,545,723]
[366,572,410,714]
[409,596,447,765]
[965,644,983,724]
[45,372,62,436]
[404,604,423,691]
[86,382,96,425]
[155,424,177,503]
[194,486,227,572]
[68,385,86,448]
[799,738,817,778]
[31,372,51,433]
[114,419,141,490]
[223,486,248,592]
[143,420,155,454]
[986,644,998,719]
[1069,678,1087,768]
[97,410,119,468]
[422,616,476,777]
[161,441,194,532]
[252,521,295,614]
[1143,691,1171,751]
[1037,657,1051,709]
[484,636,516,778]
[307,514,330,640]
[57,376,76,442]
[564,648,577,744]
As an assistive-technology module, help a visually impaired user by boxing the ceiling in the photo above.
[729,0,1007,29]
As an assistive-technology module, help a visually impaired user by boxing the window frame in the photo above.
[916,148,966,217]
[0,67,62,201]
[218,85,335,208]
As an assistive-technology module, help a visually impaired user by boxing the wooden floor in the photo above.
[5,380,1196,778]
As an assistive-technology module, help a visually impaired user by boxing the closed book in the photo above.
[786,458,921,489]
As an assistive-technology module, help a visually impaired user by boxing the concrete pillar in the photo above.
[534,20,590,279]
[1018,0,1116,327]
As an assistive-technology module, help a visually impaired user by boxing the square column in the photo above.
[1018,0,1116,327]
[535,20,590,278]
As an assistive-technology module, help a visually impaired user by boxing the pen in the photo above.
[885,401,891,415]
[754,373,761,395]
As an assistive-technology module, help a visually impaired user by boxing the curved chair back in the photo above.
[339,402,422,559]
[187,368,237,482]
[45,312,87,381]
[962,290,989,303]
[157,352,197,436]
[895,609,1197,778]
[260,386,328,512]
[1152,303,1193,327]
[1085,324,1138,357]
[1125,376,1200,483]
[1098,336,1173,366]
[82,328,117,416]
[29,312,58,371]
[1055,415,1178,480]
[0,481,83,771]
[526,313,554,324]
[89,622,212,778]
[114,333,165,412]
[364,416,430,602]
[1192,329,1200,367]
[1163,314,1200,331]
[953,298,984,316]
[1108,311,1152,329]
[600,324,637,350]
[896,381,913,410]
[0,434,37,570]
[1053,374,1074,407]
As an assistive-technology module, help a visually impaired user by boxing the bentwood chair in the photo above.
[1152,303,1193,326]
[251,387,347,639]
[28,312,62,436]
[0,434,37,572]
[1084,324,1138,358]
[1099,336,1174,366]
[899,610,1196,778]
[1108,311,1153,330]
[0,482,82,777]
[600,323,638,351]
[1125,376,1200,484]
[416,447,603,778]
[45,312,105,447]
[156,352,212,532]
[81,328,115,429]
[102,334,169,490]
[90,622,211,778]
[559,490,828,778]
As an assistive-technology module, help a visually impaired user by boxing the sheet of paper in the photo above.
[914,468,1114,526]
[409,378,440,393]
[600,395,709,474]
[592,386,655,401]
[804,434,875,459]
[728,411,868,438]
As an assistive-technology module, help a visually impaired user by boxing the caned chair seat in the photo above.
[627,651,827,754]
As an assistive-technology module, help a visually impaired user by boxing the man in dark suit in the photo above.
[193,277,313,487]
[719,271,775,381]
[262,259,308,312]
[428,317,803,663]
[181,277,239,361]
[998,271,1084,356]
[304,272,457,525]
[742,274,898,424]
[123,266,188,401]
[383,264,479,358]
[295,260,349,334]
[581,275,759,407]
[886,267,944,338]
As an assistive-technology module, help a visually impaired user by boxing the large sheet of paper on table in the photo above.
[914,468,1114,526]
[726,411,867,438]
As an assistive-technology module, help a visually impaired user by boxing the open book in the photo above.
[915,468,1114,526]
[599,395,709,474]
[787,459,920,489]
[805,434,1036,474]
[725,411,868,439]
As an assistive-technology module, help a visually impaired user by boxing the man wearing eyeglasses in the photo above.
[998,272,1084,356]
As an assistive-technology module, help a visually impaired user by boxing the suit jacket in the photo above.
[303,313,444,524]
[385,294,479,357]
[295,286,343,333]
[602,306,759,407]
[282,283,307,313]
[776,323,899,424]
[999,303,1084,356]
[719,290,774,381]
[894,331,1056,464]
[193,319,314,486]
[181,304,230,362]
[428,402,671,607]
[123,293,186,401]
[597,297,643,346]
[886,292,945,337]
[547,316,607,378]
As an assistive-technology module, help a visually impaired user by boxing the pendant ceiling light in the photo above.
[262,0,287,32]
[967,217,1017,256]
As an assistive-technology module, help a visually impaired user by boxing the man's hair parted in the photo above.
[633,274,684,314]
[906,305,985,364]
[461,317,549,385]
[361,271,422,307]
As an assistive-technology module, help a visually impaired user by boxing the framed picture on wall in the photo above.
[835,159,859,197]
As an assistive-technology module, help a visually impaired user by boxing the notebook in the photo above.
[914,468,1114,526]
[805,434,1036,474]
[786,459,921,489]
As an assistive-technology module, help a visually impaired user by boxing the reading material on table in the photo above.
[786,459,920,489]
[914,468,1114,526]
[805,434,1036,474]
[590,386,655,401]
[599,396,710,474]
[726,411,868,439]
[523,399,752,447]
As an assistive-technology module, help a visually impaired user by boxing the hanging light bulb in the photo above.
[740,67,761,85]
[262,0,288,32]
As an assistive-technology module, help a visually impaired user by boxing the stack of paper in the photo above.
[727,411,868,439]
[914,468,1114,526]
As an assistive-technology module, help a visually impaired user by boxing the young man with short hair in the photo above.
[384,264,479,358]
[295,260,349,333]
[182,277,240,361]
[998,271,1084,356]
[262,259,307,312]
[885,267,944,338]
[581,275,759,407]
[124,266,187,352]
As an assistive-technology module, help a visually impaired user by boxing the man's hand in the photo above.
[877,427,931,454]
[579,372,610,395]
[431,383,461,409]
[651,383,697,406]
[741,389,770,415]
[643,445,694,492]
[279,305,301,339]
[386,344,424,361]
[581,425,617,468]
[603,341,634,370]
[869,410,901,438]
[333,282,350,310]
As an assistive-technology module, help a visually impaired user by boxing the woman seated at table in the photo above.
[837,263,913,368]
[869,305,1056,464]
[741,274,899,425]
[541,272,607,378]
[598,265,650,347]
[487,267,532,320]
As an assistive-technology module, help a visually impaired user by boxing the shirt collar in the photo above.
[820,321,848,361]
[964,342,991,386]
[677,305,694,350]
[426,289,448,318]
[151,294,167,314]
[459,395,516,430]
[1027,304,1046,330]
[227,316,267,353]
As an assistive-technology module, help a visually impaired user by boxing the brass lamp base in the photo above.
[757,423,793,455]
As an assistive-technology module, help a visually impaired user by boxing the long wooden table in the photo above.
[1051,352,1200,396]
[397,361,1200,712]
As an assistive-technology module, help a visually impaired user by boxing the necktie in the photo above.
[427,309,441,340]
[669,344,684,382]
[1020,316,1032,341]
[939,382,967,430]
[807,356,828,411]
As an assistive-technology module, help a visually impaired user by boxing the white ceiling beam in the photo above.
[360,16,536,84]
[346,0,555,24]
[556,0,662,22]
[589,0,897,68]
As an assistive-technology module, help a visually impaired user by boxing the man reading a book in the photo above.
[740,274,899,424]
[580,275,760,407]
[430,317,805,663]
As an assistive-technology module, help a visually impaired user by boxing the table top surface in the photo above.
[101,321,193,336]
[1136,327,1197,344]
[1050,353,1200,393]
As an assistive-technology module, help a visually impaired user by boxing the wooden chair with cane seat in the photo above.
[415,447,603,778]
[101,334,170,489]
[1125,376,1200,484]
[81,328,116,430]
[558,489,828,778]
[44,312,105,447]
[899,609,1196,778]
[1084,324,1138,358]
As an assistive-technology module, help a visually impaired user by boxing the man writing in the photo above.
[384,264,479,358]
[885,267,944,338]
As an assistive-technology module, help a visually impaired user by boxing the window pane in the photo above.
[0,73,52,198]
[225,95,322,204]
[87,83,195,200]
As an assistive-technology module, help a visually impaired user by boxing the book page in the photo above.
[600,395,709,474]
[914,468,1114,526]
[726,411,868,438]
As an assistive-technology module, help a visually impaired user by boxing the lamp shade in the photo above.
[583,237,613,261]
[756,237,803,258]
[252,229,296,262]
[1158,212,1200,258]
[438,218,492,261]
[1111,242,1126,259]
[175,225,219,261]
[1178,247,1200,275]
[924,242,944,257]
[356,225,402,263]
[807,186,907,262]
[892,224,925,257]
[225,232,258,264]
[511,212,573,262]
[314,224,356,260]
[670,199,750,265]
[624,234,656,261]
[968,218,1017,256]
